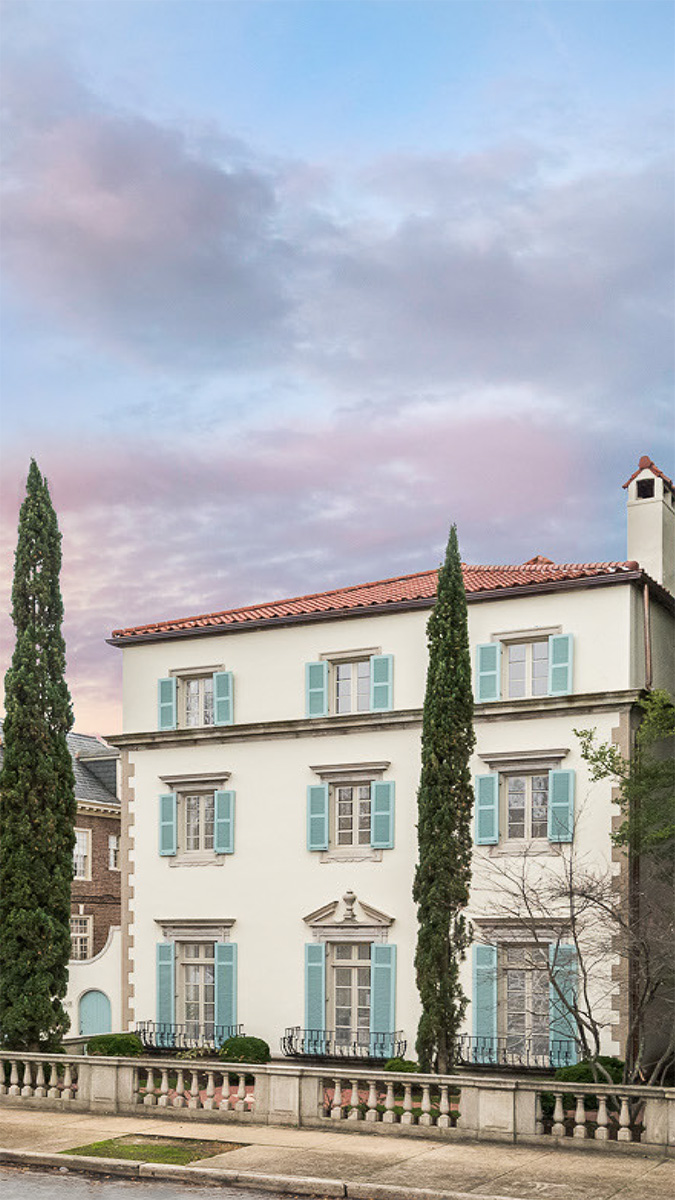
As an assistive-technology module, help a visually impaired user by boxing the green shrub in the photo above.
[87,1033,144,1057]
[218,1036,271,1064]
[383,1057,420,1073]
[542,1057,625,1116]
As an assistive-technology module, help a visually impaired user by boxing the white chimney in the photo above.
[624,456,675,595]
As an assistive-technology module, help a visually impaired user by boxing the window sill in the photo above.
[169,853,225,868]
[319,848,383,863]
[487,841,560,857]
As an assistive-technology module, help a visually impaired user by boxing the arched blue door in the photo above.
[79,990,112,1036]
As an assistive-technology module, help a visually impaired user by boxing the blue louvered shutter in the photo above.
[475,774,499,844]
[158,677,177,730]
[476,643,501,702]
[549,943,578,1067]
[213,671,234,725]
[307,784,329,851]
[305,943,326,1054]
[473,943,497,1064]
[548,770,574,842]
[370,944,396,1058]
[305,662,328,718]
[156,942,175,1033]
[215,943,237,1037]
[548,634,573,696]
[214,790,235,854]
[159,793,177,856]
[371,781,395,849]
[370,654,393,711]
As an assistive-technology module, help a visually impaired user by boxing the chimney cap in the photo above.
[622,456,674,493]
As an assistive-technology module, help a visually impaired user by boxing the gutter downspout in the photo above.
[643,583,652,690]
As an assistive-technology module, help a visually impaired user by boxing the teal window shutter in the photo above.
[370,944,396,1058]
[473,943,497,1063]
[305,662,328,718]
[305,943,326,1054]
[476,643,501,702]
[549,943,578,1067]
[370,654,393,711]
[158,677,177,730]
[307,784,329,851]
[548,770,574,842]
[156,942,175,1027]
[214,790,235,854]
[475,774,499,844]
[371,781,395,849]
[215,943,237,1033]
[213,671,234,725]
[548,634,573,696]
[158,793,177,856]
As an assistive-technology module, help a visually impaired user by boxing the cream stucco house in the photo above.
[107,457,674,1067]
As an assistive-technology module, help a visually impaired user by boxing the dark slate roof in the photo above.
[0,726,119,808]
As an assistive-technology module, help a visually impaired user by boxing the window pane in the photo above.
[203,677,214,726]
[336,786,354,845]
[531,775,549,838]
[531,642,549,695]
[185,679,200,726]
[335,944,351,960]
[186,795,200,850]
[507,777,526,838]
[203,794,215,850]
[335,663,352,713]
[508,644,526,698]
[356,660,371,712]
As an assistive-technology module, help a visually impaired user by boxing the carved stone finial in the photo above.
[342,890,357,922]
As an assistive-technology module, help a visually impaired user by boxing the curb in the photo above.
[0,1148,525,1200]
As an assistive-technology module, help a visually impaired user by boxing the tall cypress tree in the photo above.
[413,524,475,1073]
[0,461,76,1049]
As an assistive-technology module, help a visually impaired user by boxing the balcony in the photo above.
[281,1026,407,1062]
[135,1021,243,1054]
[454,1034,578,1072]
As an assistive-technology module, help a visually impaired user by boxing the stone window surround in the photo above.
[477,748,570,856]
[304,892,394,944]
[158,772,231,867]
[310,762,390,863]
[489,625,562,644]
[156,918,235,943]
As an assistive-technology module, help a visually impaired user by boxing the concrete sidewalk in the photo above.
[0,1107,673,1200]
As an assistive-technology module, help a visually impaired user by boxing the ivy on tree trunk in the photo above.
[413,524,475,1073]
[0,460,76,1050]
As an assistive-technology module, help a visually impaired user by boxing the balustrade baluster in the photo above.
[535,1092,544,1136]
[573,1093,587,1138]
[382,1080,395,1124]
[552,1092,565,1137]
[219,1072,231,1111]
[235,1073,246,1113]
[188,1070,201,1109]
[47,1062,59,1099]
[62,1063,73,1101]
[348,1078,361,1120]
[331,1076,343,1120]
[203,1071,216,1110]
[33,1061,46,1099]
[418,1083,432,1126]
[617,1095,632,1142]
[362,1078,377,1123]
[8,1060,20,1096]
[401,1081,414,1125]
[0,1059,6,1096]
[21,1061,33,1097]
[173,1068,186,1108]
[157,1068,170,1107]
[144,1067,157,1106]
[595,1095,609,1140]
[438,1084,450,1129]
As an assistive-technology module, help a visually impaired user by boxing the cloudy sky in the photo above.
[1,0,673,734]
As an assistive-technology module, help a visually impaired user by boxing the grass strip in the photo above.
[63,1135,239,1165]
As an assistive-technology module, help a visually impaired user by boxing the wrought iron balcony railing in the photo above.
[281,1026,406,1061]
[135,1021,243,1054]
[454,1034,578,1071]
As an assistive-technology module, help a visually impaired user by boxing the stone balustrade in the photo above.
[1,1051,673,1154]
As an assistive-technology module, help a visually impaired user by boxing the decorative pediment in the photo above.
[303,890,394,943]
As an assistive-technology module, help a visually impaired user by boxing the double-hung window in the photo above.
[305,651,393,717]
[73,829,91,880]
[185,793,215,852]
[157,669,234,731]
[335,783,372,847]
[185,677,214,727]
[506,775,549,840]
[475,630,573,702]
[70,916,92,960]
[506,641,549,698]
[108,834,120,870]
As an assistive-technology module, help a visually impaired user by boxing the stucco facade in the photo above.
[108,459,674,1066]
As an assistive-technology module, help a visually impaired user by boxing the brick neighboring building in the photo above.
[69,733,121,961]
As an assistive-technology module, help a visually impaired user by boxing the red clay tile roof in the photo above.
[110,560,640,641]
[623,456,674,492]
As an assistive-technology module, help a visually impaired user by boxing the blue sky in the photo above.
[1,0,673,731]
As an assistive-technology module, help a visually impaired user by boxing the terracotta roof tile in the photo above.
[622,456,674,492]
[110,560,640,642]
